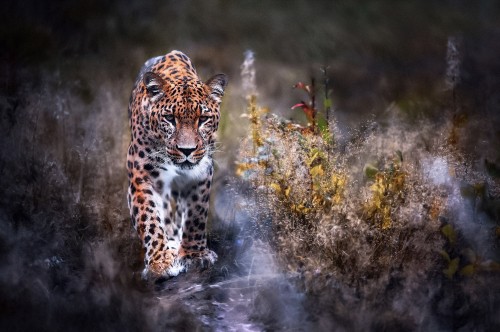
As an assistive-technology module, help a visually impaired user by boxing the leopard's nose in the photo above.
[177,145,196,157]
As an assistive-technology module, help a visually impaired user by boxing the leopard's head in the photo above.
[141,69,227,169]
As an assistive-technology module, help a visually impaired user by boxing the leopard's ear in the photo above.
[143,72,165,99]
[206,74,228,102]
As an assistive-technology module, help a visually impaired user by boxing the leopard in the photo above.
[126,50,227,279]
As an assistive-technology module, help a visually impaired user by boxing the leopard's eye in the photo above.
[166,114,175,125]
[199,116,209,126]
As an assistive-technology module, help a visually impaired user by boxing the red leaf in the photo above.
[293,82,311,94]
[291,101,316,124]
[291,102,307,109]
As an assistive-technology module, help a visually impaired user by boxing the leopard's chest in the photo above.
[158,154,212,194]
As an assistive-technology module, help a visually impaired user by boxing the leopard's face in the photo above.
[140,71,227,169]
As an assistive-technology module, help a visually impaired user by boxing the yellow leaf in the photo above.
[284,187,291,198]
[269,183,281,193]
[258,107,270,115]
[443,257,460,279]
[310,165,324,177]
[439,250,451,262]
[332,193,343,205]
[381,206,392,229]
[480,261,500,271]
[293,204,310,214]
[441,224,457,245]
[459,264,475,277]
[308,151,319,166]
[235,162,256,177]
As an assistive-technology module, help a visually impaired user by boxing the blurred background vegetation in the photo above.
[1,0,499,330]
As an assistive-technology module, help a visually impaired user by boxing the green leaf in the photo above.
[317,115,328,133]
[441,224,457,245]
[323,97,332,110]
[364,164,379,180]
[316,114,333,144]
[271,149,280,158]
[443,257,460,279]
[395,150,403,163]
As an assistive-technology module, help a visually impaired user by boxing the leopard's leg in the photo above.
[160,190,185,275]
[177,169,217,269]
[128,175,180,278]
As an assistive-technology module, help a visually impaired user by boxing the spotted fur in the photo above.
[126,50,227,278]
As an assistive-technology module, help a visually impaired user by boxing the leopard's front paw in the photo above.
[178,249,218,270]
[142,249,184,279]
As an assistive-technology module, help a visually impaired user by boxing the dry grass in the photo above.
[235,59,500,327]
[238,109,445,287]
